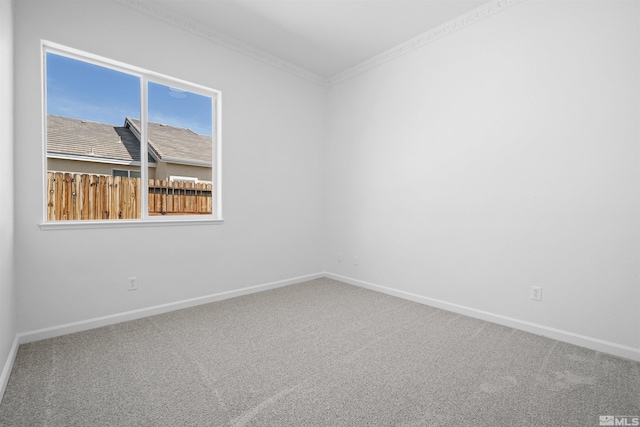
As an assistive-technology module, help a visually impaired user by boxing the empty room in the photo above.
[1,0,639,425]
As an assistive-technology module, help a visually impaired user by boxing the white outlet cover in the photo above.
[531,286,542,301]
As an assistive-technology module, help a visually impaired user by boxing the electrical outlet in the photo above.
[353,256,358,266]
[128,277,138,291]
[530,286,542,301]
[337,253,342,262]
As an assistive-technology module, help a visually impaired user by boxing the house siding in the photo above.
[47,158,151,178]
[154,162,211,183]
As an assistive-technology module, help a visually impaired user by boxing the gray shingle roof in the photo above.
[127,118,212,167]
[47,115,212,166]
[47,115,144,163]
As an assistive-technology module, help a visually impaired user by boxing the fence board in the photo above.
[54,172,63,220]
[125,178,130,220]
[133,178,138,218]
[112,176,120,220]
[73,174,81,220]
[47,172,55,221]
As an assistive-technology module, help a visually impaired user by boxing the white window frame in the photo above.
[40,41,223,229]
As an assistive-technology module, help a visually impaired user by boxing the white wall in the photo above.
[13,0,325,333]
[0,0,17,394]
[325,1,640,351]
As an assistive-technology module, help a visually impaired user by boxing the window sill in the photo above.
[39,217,224,230]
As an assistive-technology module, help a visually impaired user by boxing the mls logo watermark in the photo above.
[600,416,640,426]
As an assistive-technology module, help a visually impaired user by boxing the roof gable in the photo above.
[126,118,212,167]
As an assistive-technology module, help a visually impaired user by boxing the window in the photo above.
[42,41,221,226]
[169,176,198,183]
[112,169,141,179]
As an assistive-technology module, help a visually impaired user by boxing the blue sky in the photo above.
[46,53,213,136]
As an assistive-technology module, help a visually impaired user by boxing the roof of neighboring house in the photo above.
[126,118,212,167]
[47,115,212,167]
[47,115,147,164]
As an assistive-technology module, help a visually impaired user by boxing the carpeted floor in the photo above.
[1,278,639,426]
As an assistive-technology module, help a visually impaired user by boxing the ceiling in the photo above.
[147,0,488,78]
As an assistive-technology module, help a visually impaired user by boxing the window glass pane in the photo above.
[46,52,141,221]
[146,81,213,216]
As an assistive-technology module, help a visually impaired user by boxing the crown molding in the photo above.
[328,0,525,86]
[113,0,524,89]
[111,0,329,87]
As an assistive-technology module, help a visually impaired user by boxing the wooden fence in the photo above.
[148,179,213,216]
[46,172,212,221]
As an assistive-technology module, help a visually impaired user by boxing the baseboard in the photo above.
[18,272,325,345]
[0,335,19,402]
[326,272,640,362]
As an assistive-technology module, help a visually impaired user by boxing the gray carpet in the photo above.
[1,278,639,426]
